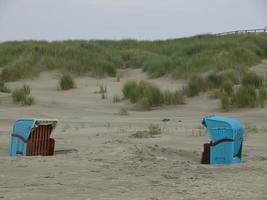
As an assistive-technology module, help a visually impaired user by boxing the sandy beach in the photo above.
[0,69,266,200]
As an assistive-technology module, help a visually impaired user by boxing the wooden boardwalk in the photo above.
[215,28,267,36]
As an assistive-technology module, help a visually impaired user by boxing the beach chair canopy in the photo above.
[202,115,243,142]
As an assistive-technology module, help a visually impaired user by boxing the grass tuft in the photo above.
[232,86,258,108]
[59,73,75,90]
[22,84,31,95]
[241,71,263,88]
[122,80,184,110]
[220,92,231,111]
[220,69,241,84]
[122,80,139,103]
[220,81,234,96]
[185,75,208,97]
[0,82,11,93]
[148,124,162,135]
[162,90,185,105]
[22,96,34,105]
[98,84,107,99]
[207,73,223,89]
[12,88,26,103]
[258,88,267,107]
[11,85,34,106]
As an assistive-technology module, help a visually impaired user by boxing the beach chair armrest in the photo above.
[211,138,234,146]
[11,134,28,143]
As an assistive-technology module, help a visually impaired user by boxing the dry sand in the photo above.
[0,68,266,200]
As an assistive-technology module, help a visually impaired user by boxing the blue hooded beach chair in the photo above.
[201,115,244,164]
[9,119,57,156]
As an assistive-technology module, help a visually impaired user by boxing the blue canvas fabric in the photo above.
[9,119,36,156]
[202,115,244,164]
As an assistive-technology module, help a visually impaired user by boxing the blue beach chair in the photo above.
[9,119,57,156]
[201,115,244,164]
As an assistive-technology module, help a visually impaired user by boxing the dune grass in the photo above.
[22,96,35,106]
[123,80,162,108]
[122,80,139,103]
[185,75,209,97]
[148,124,162,135]
[162,90,184,105]
[2,34,267,110]
[220,84,267,110]
[241,71,263,89]
[59,73,75,90]
[220,81,234,96]
[232,86,258,108]
[0,82,11,93]
[22,84,31,95]
[122,80,184,109]
[12,88,26,103]
[221,92,231,111]
[11,84,34,106]
[258,88,267,107]
[0,34,267,81]
[203,71,267,110]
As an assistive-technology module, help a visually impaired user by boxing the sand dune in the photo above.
[0,69,266,200]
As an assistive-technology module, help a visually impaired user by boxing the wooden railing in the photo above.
[215,28,267,36]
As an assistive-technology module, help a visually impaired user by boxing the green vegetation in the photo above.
[1,34,267,81]
[22,84,31,95]
[221,92,231,111]
[0,53,40,81]
[122,80,184,109]
[220,69,241,84]
[241,72,263,88]
[22,96,34,106]
[178,68,267,110]
[232,86,258,108]
[206,73,223,89]
[59,73,75,90]
[124,80,162,109]
[258,88,267,107]
[116,72,121,82]
[220,85,267,110]
[0,82,11,93]
[219,80,234,111]
[185,75,209,97]
[12,88,26,102]
[98,84,107,99]
[99,84,107,94]
[122,80,139,103]
[11,85,34,105]
[186,69,241,97]
[220,81,234,96]
[162,90,185,105]
[101,92,106,99]
[148,124,162,135]
[2,34,267,111]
